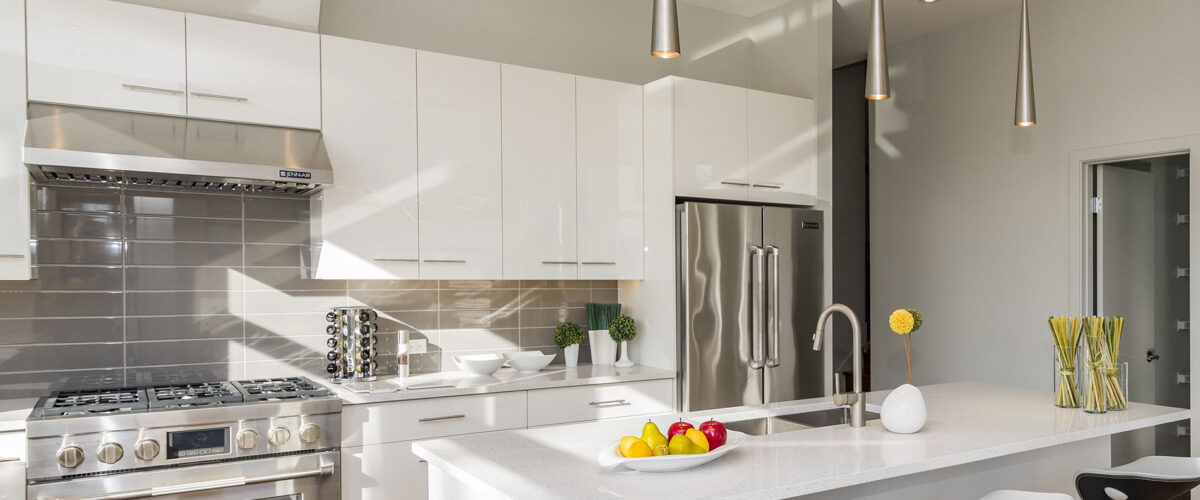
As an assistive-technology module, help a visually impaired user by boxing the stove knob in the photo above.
[97,442,124,464]
[134,439,160,461]
[268,426,291,446]
[236,429,260,449]
[56,446,84,468]
[299,424,322,444]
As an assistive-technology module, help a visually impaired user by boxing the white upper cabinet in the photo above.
[747,89,817,205]
[0,0,29,280]
[672,77,748,202]
[26,0,187,115]
[185,14,321,129]
[314,36,419,280]
[501,65,578,279]
[416,51,503,279]
[576,77,644,280]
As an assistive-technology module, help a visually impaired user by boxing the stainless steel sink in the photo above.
[724,408,881,436]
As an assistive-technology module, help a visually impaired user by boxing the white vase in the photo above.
[880,384,926,434]
[563,344,579,367]
[614,341,635,368]
[588,330,616,365]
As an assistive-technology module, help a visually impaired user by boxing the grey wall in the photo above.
[869,0,1200,390]
[833,61,869,389]
[0,183,614,399]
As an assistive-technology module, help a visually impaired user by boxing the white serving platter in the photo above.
[596,430,747,472]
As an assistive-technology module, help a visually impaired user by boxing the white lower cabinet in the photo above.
[526,379,675,427]
[341,441,428,500]
[342,392,527,447]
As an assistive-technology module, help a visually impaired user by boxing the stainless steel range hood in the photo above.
[23,103,332,195]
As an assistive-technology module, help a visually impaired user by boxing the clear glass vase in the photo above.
[1053,345,1080,408]
[1105,361,1128,411]
[1082,333,1108,414]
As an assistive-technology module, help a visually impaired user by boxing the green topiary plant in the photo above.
[554,321,586,349]
[608,315,637,343]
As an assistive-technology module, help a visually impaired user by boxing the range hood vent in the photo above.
[23,103,333,196]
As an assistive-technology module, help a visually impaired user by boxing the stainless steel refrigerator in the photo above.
[677,202,824,412]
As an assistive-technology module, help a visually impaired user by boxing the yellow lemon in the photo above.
[619,436,653,458]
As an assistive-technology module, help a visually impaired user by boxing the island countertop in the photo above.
[411,381,1190,499]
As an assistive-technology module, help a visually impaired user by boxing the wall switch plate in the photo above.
[407,338,427,354]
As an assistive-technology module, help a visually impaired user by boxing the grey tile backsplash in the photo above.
[0,183,614,399]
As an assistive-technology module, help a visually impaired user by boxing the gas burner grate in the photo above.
[233,377,333,402]
[147,381,243,409]
[34,387,148,417]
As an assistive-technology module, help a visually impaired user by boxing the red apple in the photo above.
[698,419,727,450]
[667,420,693,440]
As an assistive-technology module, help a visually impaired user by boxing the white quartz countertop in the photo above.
[411,382,1190,499]
[0,398,36,433]
[319,364,676,405]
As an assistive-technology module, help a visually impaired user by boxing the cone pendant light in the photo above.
[865,0,890,100]
[651,0,681,59]
[1014,0,1036,126]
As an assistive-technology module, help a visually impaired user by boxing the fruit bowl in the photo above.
[453,354,506,376]
[503,351,555,373]
[597,431,747,472]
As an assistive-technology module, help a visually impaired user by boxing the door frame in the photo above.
[1069,134,1200,458]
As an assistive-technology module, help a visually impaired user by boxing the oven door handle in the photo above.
[64,464,335,500]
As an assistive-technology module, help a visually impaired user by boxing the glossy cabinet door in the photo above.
[314,36,419,280]
[672,77,748,202]
[0,0,29,280]
[416,51,503,279]
[341,442,427,500]
[26,0,186,115]
[185,14,320,129]
[501,65,578,279]
[576,77,644,280]
[747,90,818,205]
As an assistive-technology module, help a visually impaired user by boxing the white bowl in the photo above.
[597,430,747,472]
[453,354,506,377]
[503,351,555,373]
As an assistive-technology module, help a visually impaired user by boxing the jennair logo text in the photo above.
[279,170,312,179]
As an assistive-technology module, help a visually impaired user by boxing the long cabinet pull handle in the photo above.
[0,254,23,259]
[749,246,766,370]
[580,261,616,265]
[720,180,751,187]
[418,414,466,423]
[373,258,419,262]
[423,259,467,264]
[542,261,577,265]
[766,245,781,368]
[122,83,184,95]
[752,182,783,189]
[191,92,249,103]
[72,464,334,500]
[588,399,629,406]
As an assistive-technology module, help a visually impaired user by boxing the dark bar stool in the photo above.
[1076,456,1200,500]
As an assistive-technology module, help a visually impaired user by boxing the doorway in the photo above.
[1092,153,1191,463]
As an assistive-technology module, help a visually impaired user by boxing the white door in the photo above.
[185,14,320,129]
[576,76,644,280]
[416,51,503,279]
[341,442,428,500]
[0,0,29,279]
[747,90,817,205]
[673,77,748,201]
[26,0,186,115]
[314,36,419,280]
[501,65,577,279]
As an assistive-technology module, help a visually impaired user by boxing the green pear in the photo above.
[668,433,704,455]
[640,421,669,455]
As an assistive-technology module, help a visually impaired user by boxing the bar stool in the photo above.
[1076,456,1200,500]
[978,491,1072,500]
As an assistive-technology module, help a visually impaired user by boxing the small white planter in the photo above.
[563,344,580,367]
[614,341,635,368]
[881,384,927,434]
[588,330,616,365]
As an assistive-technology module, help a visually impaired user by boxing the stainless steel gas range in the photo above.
[25,377,341,500]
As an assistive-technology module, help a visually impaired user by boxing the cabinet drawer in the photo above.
[527,379,674,427]
[343,391,527,446]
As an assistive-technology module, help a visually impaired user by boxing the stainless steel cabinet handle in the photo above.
[422,259,467,264]
[749,246,766,370]
[121,83,184,95]
[0,254,23,259]
[581,261,616,265]
[765,245,780,368]
[752,182,783,189]
[542,261,577,265]
[588,399,629,406]
[373,258,418,262]
[418,414,466,423]
[190,91,249,103]
[721,179,751,187]
[71,464,334,500]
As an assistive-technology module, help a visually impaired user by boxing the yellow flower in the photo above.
[889,309,914,335]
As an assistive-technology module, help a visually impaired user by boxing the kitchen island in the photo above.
[412,382,1190,499]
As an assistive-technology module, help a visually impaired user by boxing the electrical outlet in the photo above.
[1179,424,1191,437]
[1179,372,1191,385]
[407,338,427,355]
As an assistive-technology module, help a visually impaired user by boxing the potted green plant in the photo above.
[554,321,586,367]
[608,314,637,368]
[586,303,620,365]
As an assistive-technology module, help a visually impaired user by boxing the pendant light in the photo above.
[651,0,681,59]
[1014,0,1036,127]
[865,0,890,100]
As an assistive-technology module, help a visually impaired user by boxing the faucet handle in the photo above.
[833,392,859,407]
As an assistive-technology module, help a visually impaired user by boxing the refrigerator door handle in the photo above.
[750,246,766,370]
[765,245,781,368]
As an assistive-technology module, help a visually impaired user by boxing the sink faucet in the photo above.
[812,304,866,427]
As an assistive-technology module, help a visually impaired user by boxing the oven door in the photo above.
[27,451,339,500]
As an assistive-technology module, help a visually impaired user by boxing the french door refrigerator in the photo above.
[677,201,823,412]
